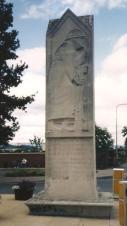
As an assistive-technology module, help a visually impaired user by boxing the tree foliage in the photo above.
[29,136,43,152]
[95,125,114,168]
[122,126,127,152]
[0,0,34,144]
[95,125,114,152]
[122,126,127,137]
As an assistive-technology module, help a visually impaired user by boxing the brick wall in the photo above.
[0,153,45,168]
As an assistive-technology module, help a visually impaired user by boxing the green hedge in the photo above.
[5,168,45,177]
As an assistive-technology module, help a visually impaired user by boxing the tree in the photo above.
[122,126,127,153]
[0,0,34,145]
[29,136,43,152]
[95,125,114,152]
[95,125,114,168]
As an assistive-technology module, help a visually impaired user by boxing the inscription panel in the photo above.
[45,137,96,201]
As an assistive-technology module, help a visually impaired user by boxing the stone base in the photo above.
[26,192,113,218]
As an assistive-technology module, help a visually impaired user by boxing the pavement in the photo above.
[0,195,119,226]
[0,169,122,225]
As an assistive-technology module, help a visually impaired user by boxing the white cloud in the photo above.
[95,33,127,145]
[62,0,96,14]
[21,0,127,20]
[21,4,50,19]
[12,123,45,144]
[108,0,127,9]
[21,0,61,19]
[102,48,127,76]
[113,34,127,50]
[17,47,45,74]
[10,47,46,144]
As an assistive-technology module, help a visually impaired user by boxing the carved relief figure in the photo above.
[47,29,90,132]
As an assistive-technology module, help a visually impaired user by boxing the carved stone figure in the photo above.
[47,29,90,133]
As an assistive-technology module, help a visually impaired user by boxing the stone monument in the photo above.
[45,9,96,201]
[26,9,112,218]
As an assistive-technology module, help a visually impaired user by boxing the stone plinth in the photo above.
[26,193,113,218]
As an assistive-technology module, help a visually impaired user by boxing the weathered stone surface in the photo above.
[46,10,94,138]
[26,192,113,218]
[26,201,113,218]
[45,9,96,201]
[45,138,96,201]
[26,9,113,217]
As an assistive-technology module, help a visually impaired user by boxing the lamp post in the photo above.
[116,103,127,160]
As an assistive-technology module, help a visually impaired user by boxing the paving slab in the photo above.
[0,195,119,226]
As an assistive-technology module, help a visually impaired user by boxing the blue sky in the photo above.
[8,0,127,145]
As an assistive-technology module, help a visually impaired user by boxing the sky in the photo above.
[7,0,127,146]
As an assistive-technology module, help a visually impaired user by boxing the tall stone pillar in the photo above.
[45,9,96,201]
[26,9,113,218]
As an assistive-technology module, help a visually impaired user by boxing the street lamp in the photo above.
[116,103,127,159]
